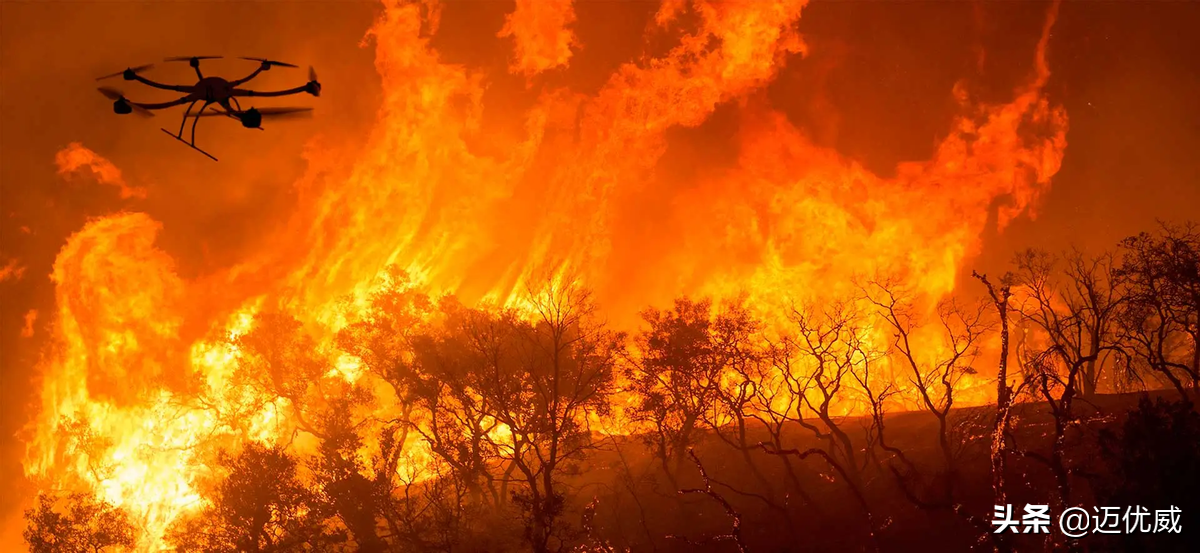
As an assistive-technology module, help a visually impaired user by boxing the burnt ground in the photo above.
[570,389,1200,552]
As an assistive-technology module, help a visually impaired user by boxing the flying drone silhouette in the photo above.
[96,56,321,161]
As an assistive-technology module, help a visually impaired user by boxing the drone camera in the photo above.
[113,99,133,115]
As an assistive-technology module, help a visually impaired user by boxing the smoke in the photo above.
[55,143,148,200]
[0,259,25,284]
[20,311,37,339]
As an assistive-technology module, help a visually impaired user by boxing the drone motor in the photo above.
[239,108,262,129]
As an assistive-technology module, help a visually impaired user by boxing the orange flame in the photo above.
[24,0,1067,549]
[55,143,148,200]
[499,0,578,77]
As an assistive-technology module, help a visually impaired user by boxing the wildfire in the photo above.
[23,0,1066,550]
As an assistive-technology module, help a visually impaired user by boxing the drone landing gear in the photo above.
[160,128,218,161]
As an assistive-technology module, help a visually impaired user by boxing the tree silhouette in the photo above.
[404,297,512,508]
[485,282,621,553]
[866,281,988,510]
[234,311,329,436]
[755,299,883,545]
[1116,223,1200,397]
[169,442,339,552]
[974,271,1019,553]
[309,395,391,553]
[1098,396,1200,553]
[626,297,731,487]
[1007,248,1124,532]
[29,223,1200,553]
[1010,249,1124,399]
[23,492,135,553]
[696,300,781,506]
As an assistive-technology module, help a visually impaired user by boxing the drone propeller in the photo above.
[190,106,313,118]
[255,107,314,117]
[240,57,299,69]
[164,55,222,62]
[95,64,154,81]
[96,86,125,100]
[96,87,154,117]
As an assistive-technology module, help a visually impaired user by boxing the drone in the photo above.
[96,56,321,161]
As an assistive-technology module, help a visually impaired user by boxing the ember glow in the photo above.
[19,0,1077,550]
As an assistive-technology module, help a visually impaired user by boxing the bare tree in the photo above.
[974,271,1018,553]
[697,301,786,508]
[866,280,989,510]
[745,335,822,512]
[481,282,621,553]
[755,300,882,546]
[1010,249,1124,399]
[1006,249,1124,537]
[784,301,872,490]
[1116,223,1200,397]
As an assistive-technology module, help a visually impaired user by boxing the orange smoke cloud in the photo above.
[55,143,148,200]
[654,0,689,27]
[0,258,24,283]
[498,0,578,77]
[21,310,38,338]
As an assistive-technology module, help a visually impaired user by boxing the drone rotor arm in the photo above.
[226,66,266,88]
[132,96,194,111]
[232,85,310,98]
[130,73,193,93]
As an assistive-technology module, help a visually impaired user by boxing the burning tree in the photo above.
[338,269,519,549]
[233,311,332,437]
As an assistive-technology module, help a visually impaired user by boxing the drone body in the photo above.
[97,56,321,161]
